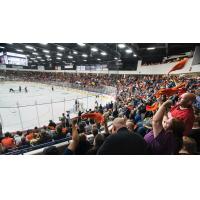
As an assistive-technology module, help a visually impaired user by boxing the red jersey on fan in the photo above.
[169,104,195,136]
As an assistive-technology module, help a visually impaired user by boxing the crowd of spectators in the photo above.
[0,70,200,155]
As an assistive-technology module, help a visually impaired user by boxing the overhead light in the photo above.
[118,44,126,48]
[118,59,122,62]
[30,58,36,60]
[56,57,61,60]
[0,46,5,49]
[73,51,78,54]
[37,56,42,59]
[77,43,85,46]
[101,52,107,56]
[114,57,118,60]
[126,49,133,54]
[82,54,88,58]
[97,58,101,61]
[16,49,23,52]
[26,55,30,57]
[43,49,50,53]
[83,60,87,62]
[34,60,38,62]
[57,53,62,56]
[133,54,137,57]
[72,61,76,62]
[41,59,45,62]
[32,52,38,55]
[91,47,98,52]
[57,46,65,51]
[41,43,48,45]
[45,55,50,58]
[26,45,34,50]
[68,55,73,59]
[147,47,155,50]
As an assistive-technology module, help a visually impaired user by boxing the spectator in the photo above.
[112,108,119,119]
[126,120,135,133]
[25,130,34,142]
[87,134,105,155]
[43,146,59,155]
[1,132,15,150]
[75,134,91,155]
[64,119,79,155]
[179,136,197,155]
[144,100,185,155]
[189,116,200,152]
[48,120,56,129]
[14,131,23,147]
[60,113,67,127]
[92,128,99,138]
[169,93,196,136]
[97,118,148,155]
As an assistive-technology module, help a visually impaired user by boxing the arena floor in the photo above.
[0,81,113,132]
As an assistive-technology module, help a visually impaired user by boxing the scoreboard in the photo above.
[76,64,108,71]
[0,52,28,66]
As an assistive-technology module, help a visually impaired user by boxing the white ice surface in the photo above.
[0,81,113,132]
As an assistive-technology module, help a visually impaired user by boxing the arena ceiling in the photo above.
[0,43,199,67]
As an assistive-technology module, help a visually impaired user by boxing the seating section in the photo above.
[0,70,199,155]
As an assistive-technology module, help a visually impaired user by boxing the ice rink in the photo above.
[0,81,113,132]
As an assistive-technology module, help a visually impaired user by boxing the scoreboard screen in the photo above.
[0,52,28,66]
[76,64,108,71]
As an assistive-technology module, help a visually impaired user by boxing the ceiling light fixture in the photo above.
[101,52,107,56]
[147,47,156,50]
[32,52,38,55]
[133,54,137,57]
[82,54,88,58]
[118,44,126,48]
[68,55,73,59]
[73,51,78,54]
[16,49,23,52]
[57,53,62,56]
[126,49,133,54]
[43,49,50,53]
[91,47,98,52]
[77,43,86,46]
[26,45,34,50]
[57,46,65,51]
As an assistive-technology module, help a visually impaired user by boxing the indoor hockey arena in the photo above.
[0,43,199,155]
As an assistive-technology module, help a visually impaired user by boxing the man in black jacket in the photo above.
[97,118,148,155]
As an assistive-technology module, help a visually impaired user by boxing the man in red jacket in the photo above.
[169,93,196,136]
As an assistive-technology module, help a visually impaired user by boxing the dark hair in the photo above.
[92,129,99,137]
[16,131,22,136]
[94,134,104,147]
[5,132,11,137]
[43,146,59,155]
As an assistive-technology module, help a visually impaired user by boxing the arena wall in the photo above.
[0,57,199,75]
